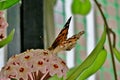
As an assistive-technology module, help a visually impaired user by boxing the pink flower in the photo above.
[0,11,8,40]
[48,54,68,78]
[0,11,4,16]
[0,49,69,80]
[0,17,8,29]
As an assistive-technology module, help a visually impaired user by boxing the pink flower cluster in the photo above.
[0,11,8,40]
[0,49,68,80]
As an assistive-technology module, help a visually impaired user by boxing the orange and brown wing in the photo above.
[62,31,84,50]
[52,31,84,54]
[50,17,72,49]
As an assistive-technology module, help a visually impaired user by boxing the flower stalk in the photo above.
[94,0,117,80]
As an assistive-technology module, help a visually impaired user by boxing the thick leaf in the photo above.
[0,0,20,10]
[67,66,78,77]
[77,49,107,79]
[113,47,120,62]
[66,26,106,80]
[71,0,91,15]
[0,29,15,48]
[48,75,64,80]
[67,49,107,80]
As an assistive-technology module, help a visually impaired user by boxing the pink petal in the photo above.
[0,77,10,80]
[0,11,4,16]
[0,17,8,29]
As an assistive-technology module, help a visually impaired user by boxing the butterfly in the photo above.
[0,17,84,80]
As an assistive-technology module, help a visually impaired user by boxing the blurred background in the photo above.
[0,0,120,80]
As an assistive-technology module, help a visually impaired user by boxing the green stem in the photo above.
[109,29,116,47]
[94,0,117,80]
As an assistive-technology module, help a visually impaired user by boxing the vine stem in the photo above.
[94,0,118,80]
[109,29,116,47]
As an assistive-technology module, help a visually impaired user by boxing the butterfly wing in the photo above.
[62,31,84,50]
[50,17,72,49]
[52,31,84,54]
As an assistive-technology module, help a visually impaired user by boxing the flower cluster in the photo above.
[0,49,68,80]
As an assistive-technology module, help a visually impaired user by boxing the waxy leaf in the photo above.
[0,29,15,48]
[0,0,20,10]
[66,26,106,80]
[48,75,64,80]
[113,47,120,62]
[77,49,107,79]
[67,66,78,77]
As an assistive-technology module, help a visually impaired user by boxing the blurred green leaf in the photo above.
[77,49,107,80]
[113,47,120,62]
[11,78,17,80]
[0,29,15,48]
[0,0,20,10]
[66,26,106,80]
[48,75,64,80]
[0,0,6,2]
[71,0,91,15]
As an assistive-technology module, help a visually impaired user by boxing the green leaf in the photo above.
[0,29,15,48]
[0,0,6,2]
[77,49,107,80]
[67,66,78,77]
[0,0,20,10]
[71,0,91,15]
[66,26,106,80]
[11,78,17,80]
[113,47,120,62]
[67,49,107,80]
[48,75,64,80]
